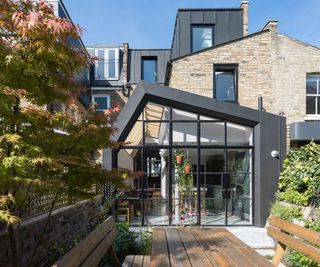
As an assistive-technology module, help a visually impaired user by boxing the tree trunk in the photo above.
[8,223,21,267]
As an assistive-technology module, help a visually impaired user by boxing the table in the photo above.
[150,228,274,267]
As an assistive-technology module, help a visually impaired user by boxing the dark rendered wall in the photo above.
[254,113,286,227]
[128,49,171,84]
[171,9,243,59]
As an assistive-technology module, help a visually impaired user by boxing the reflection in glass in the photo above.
[192,26,213,52]
[172,108,197,120]
[144,199,169,225]
[173,122,197,145]
[227,198,252,225]
[201,199,225,225]
[215,71,235,101]
[227,149,252,173]
[227,122,253,146]
[200,122,225,145]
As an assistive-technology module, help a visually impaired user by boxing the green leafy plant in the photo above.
[113,222,136,261]
[278,142,320,206]
[270,202,302,221]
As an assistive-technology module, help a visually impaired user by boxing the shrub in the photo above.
[270,202,302,221]
[278,142,320,207]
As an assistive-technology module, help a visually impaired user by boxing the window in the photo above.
[214,65,238,102]
[192,25,213,52]
[92,94,110,111]
[142,57,157,83]
[95,48,119,80]
[306,74,320,116]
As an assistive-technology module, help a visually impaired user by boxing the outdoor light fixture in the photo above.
[271,150,279,158]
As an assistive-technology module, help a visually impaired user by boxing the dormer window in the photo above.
[192,25,214,52]
[95,48,119,80]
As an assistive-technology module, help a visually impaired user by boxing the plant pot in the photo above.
[184,164,191,174]
[176,155,183,164]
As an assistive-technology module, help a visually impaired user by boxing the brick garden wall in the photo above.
[0,198,101,267]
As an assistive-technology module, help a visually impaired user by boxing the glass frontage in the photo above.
[116,102,253,226]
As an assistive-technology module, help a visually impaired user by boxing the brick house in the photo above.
[87,1,320,149]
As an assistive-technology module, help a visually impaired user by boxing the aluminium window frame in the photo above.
[94,48,120,80]
[306,74,320,117]
[213,64,239,103]
[191,24,214,53]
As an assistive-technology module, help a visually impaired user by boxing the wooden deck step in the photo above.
[122,255,150,267]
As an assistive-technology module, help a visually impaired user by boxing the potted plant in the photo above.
[175,151,184,164]
[184,163,191,174]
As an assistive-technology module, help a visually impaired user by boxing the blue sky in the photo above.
[63,0,320,49]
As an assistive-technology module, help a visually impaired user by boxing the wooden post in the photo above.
[272,242,287,266]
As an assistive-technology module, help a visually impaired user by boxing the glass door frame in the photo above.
[117,106,254,226]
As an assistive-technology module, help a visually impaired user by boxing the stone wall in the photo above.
[0,198,101,267]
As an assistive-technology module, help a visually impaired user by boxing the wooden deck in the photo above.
[149,228,274,267]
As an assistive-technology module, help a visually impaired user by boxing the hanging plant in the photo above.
[175,151,184,164]
[184,163,191,174]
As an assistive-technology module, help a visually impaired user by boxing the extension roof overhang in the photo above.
[113,81,276,143]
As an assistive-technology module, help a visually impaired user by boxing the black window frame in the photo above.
[141,56,158,83]
[191,24,214,53]
[213,64,239,103]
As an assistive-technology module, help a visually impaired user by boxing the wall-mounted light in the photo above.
[271,150,279,158]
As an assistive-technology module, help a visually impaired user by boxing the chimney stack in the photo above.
[262,20,278,33]
[240,1,249,36]
[122,42,129,85]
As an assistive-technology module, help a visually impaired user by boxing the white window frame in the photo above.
[92,94,111,112]
[94,48,119,80]
[306,74,320,119]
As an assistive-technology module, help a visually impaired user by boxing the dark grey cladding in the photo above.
[113,81,286,227]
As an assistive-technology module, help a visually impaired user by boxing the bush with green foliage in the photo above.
[278,142,320,207]
[270,202,302,221]
[113,223,152,262]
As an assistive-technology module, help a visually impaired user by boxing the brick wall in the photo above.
[0,198,101,267]
[168,28,320,146]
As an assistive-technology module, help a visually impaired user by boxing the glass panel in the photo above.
[227,198,252,225]
[227,149,252,173]
[172,198,198,225]
[306,96,316,114]
[172,148,197,225]
[172,108,197,120]
[227,122,253,146]
[97,50,105,78]
[192,26,213,52]
[318,97,320,115]
[201,199,225,225]
[173,122,197,145]
[200,115,219,121]
[108,50,116,78]
[143,103,169,121]
[306,76,317,94]
[144,199,169,226]
[200,122,225,145]
[117,199,142,224]
[124,120,143,146]
[93,96,109,110]
[145,122,169,145]
[200,149,225,198]
[145,149,169,199]
[142,58,157,83]
[215,71,235,101]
